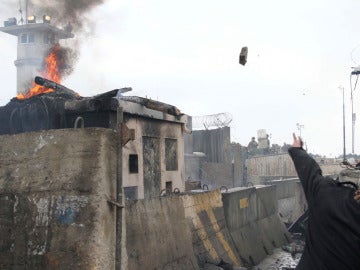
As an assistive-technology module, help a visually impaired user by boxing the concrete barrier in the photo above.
[0,128,117,269]
[222,186,290,267]
[267,179,307,224]
[267,179,297,224]
[180,190,242,268]
[124,196,199,270]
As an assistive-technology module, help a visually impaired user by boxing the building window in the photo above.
[166,181,172,192]
[28,33,35,43]
[129,154,138,174]
[44,33,55,44]
[20,33,35,44]
[124,186,138,201]
[165,138,178,171]
[43,34,49,44]
[20,33,27,43]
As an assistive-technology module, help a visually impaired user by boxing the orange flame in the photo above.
[17,44,62,100]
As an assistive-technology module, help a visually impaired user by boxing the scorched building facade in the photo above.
[0,89,189,200]
[118,98,188,200]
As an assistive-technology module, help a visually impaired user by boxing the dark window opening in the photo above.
[43,33,49,44]
[129,154,138,173]
[165,138,178,171]
[166,181,172,192]
[20,33,27,43]
[44,33,55,44]
[124,186,138,201]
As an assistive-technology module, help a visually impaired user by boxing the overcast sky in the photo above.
[1,0,360,157]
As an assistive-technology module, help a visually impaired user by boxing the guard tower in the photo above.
[0,16,74,95]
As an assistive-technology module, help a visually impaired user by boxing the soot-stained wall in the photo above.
[122,116,185,199]
[0,128,117,270]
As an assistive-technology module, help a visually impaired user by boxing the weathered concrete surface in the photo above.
[124,196,199,270]
[192,127,231,164]
[222,186,289,267]
[201,162,234,189]
[246,154,343,185]
[267,179,298,224]
[180,190,243,268]
[246,154,297,185]
[0,128,117,269]
[1,127,304,270]
[122,116,186,199]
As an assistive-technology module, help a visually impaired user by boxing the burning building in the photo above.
[0,75,190,200]
[0,1,190,200]
[0,15,74,96]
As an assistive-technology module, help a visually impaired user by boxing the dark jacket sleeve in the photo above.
[288,147,324,202]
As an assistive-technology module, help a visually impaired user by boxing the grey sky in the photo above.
[1,0,360,156]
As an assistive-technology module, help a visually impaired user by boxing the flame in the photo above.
[17,44,62,100]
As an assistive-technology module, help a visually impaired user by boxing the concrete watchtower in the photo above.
[0,16,74,95]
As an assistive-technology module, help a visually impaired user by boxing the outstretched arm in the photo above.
[288,133,324,202]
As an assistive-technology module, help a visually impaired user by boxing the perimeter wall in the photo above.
[1,128,293,269]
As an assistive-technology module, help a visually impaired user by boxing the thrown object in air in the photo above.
[239,47,248,66]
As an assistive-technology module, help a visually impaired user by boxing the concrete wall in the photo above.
[185,153,205,181]
[186,127,245,187]
[201,162,234,189]
[192,127,231,163]
[222,186,290,267]
[232,143,244,187]
[0,128,302,270]
[246,154,344,185]
[124,196,199,270]
[180,190,242,268]
[0,128,117,269]
[294,181,308,220]
[267,179,305,224]
[246,154,297,185]
[124,190,243,269]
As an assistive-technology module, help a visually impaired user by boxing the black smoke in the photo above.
[29,0,105,34]
[27,0,107,79]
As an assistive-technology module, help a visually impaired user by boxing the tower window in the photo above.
[44,34,49,44]
[43,33,54,44]
[20,33,27,43]
[28,33,35,43]
[20,33,35,44]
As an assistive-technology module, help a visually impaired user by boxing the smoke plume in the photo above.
[27,0,107,79]
[29,0,105,34]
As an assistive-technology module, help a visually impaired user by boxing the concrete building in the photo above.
[0,89,189,200]
[118,99,188,199]
[0,16,73,95]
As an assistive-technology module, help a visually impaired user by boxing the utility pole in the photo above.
[296,123,304,138]
[350,68,360,154]
[351,88,355,154]
[340,86,346,161]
